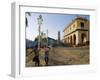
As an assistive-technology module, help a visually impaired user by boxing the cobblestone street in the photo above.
[26,46,89,67]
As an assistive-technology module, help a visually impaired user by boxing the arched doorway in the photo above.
[70,36,72,44]
[73,34,76,45]
[66,38,67,43]
[66,38,68,43]
[81,33,87,44]
[68,37,69,43]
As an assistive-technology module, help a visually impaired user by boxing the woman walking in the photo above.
[33,45,40,66]
[44,45,50,66]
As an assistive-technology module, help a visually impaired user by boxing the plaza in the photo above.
[26,46,89,67]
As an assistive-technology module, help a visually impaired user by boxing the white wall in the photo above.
[0,0,100,80]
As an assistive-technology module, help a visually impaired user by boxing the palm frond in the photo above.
[26,17,28,27]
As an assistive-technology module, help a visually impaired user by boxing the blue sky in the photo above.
[26,12,89,41]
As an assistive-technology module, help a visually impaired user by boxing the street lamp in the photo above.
[47,29,48,46]
[37,15,43,48]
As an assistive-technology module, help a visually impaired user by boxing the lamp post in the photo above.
[47,29,48,46]
[37,15,43,48]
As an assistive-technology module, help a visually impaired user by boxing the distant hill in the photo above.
[26,37,57,48]
[47,37,57,46]
[26,39,38,48]
[26,37,66,48]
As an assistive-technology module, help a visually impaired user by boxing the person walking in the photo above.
[33,45,40,66]
[44,45,50,66]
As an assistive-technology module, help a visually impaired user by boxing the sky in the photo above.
[26,12,89,41]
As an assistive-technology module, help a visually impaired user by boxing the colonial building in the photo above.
[63,16,89,46]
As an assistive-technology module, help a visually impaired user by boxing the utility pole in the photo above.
[47,29,48,46]
[37,15,43,48]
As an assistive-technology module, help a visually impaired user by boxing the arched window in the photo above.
[80,22,84,28]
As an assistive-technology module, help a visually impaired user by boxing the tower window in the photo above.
[80,22,84,28]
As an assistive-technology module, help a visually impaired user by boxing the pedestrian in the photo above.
[44,45,50,66]
[33,45,40,66]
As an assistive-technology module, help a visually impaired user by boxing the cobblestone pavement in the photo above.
[26,47,89,67]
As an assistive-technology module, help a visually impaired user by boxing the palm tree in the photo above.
[25,12,31,27]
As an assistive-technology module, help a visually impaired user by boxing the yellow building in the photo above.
[63,16,89,46]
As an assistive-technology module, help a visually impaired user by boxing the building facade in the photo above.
[63,17,89,46]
